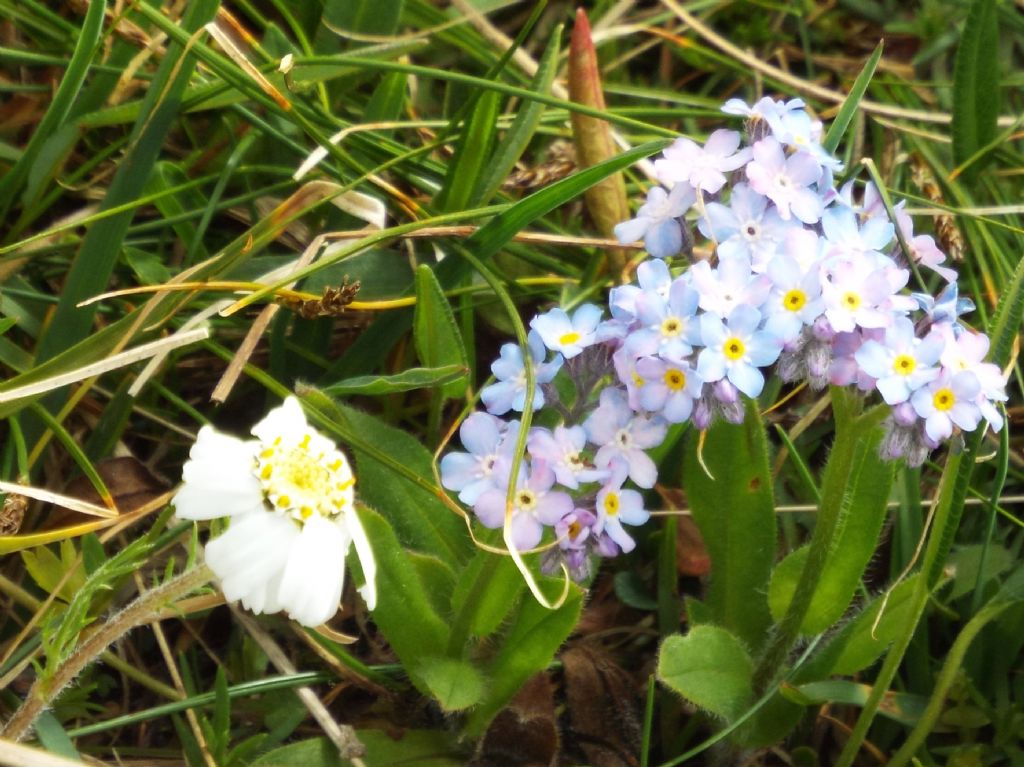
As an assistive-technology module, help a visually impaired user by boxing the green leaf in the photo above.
[415,657,487,712]
[365,73,409,134]
[822,41,883,155]
[947,543,1015,601]
[464,580,584,736]
[614,570,658,611]
[143,162,210,262]
[21,539,86,603]
[787,681,928,728]
[322,0,403,37]
[407,551,458,618]
[799,574,924,679]
[470,29,561,205]
[682,399,775,650]
[212,667,230,766]
[657,626,755,722]
[413,265,470,400]
[438,89,500,212]
[123,247,173,286]
[768,422,893,635]
[333,403,471,566]
[34,711,79,761]
[322,365,468,396]
[448,548,524,639]
[351,506,450,695]
[951,0,1000,174]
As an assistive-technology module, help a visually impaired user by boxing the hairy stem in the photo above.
[2,565,211,742]
[753,392,887,691]
[834,452,963,767]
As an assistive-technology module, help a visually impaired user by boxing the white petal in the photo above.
[251,396,308,444]
[277,516,351,627]
[346,508,377,610]
[174,427,262,520]
[205,512,297,607]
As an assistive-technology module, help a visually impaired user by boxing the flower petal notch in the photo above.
[174,396,375,627]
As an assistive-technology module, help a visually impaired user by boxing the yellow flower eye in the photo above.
[893,354,916,376]
[663,369,686,391]
[783,289,807,311]
[723,337,745,361]
[932,388,955,411]
[603,492,620,517]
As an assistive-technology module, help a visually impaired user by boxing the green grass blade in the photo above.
[0,0,105,219]
[34,0,220,363]
[951,0,1000,175]
[822,40,883,155]
[470,26,562,205]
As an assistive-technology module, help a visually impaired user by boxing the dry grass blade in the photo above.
[0,480,117,519]
[0,329,210,405]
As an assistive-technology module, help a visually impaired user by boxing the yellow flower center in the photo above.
[783,289,807,312]
[631,371,645,388]
[660,317,683,337]
[516,489,538,512]
[723,337,746,361]
[567,521,582,540]
[603,492,620,517]
[932,388,955,411]
[842,291,862,310]
[893,354,917,377]
[664,369,686,391]
[559,331,581,346]
[256,432,354,522]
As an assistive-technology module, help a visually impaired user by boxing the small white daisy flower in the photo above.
[174,397,376,627]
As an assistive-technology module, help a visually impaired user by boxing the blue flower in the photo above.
[614,183,696,259]
[583,388,666,488]
[854,317,943,404]
[696,305,782,398]
[481,331,562,415]
[530,304,603,359]
[527,424,608,489]
[635,356,703,423]
[439,413,517,505]
[594,458,649,554]
[655,130,752,194]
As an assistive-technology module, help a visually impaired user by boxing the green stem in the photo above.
[887,599,1012,767]
[1,565,211,742]
[834,452,963,767]
[753,392,886,691]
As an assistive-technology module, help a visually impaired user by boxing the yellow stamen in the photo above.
[933,388,955,411]
[723,337,745,361]
[664,369,686,391]
[893,354,916,376]
[603,492,620,517]
[661,317,683,337]
[783,289,807,312]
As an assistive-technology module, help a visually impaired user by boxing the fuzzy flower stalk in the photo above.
[174,397,376,627]
[441,96,1007,582]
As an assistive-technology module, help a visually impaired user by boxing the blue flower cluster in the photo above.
[441,97,1008,578]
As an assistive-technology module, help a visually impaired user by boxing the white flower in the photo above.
[174,397,376,627]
